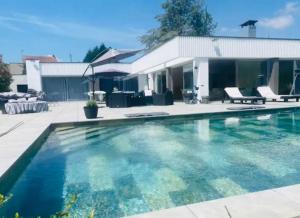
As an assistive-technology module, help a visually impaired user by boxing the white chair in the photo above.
[224,87,266,104]
[144,90,153,97]
[257,86,300,102]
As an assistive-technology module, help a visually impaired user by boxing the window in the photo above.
[17,84,28,93]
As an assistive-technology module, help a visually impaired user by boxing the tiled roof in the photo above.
[22,55,58,63]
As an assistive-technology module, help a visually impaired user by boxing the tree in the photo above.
[0,63,12,92]
[83,43,108,63]
[140,0,216,49]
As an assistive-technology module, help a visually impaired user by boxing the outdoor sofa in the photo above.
[106,91,146,108]
[106,90,174,107]
[0,90,48,114]
[5,98,48,115]
[257,86,300,102]
[223,87,266,104]
[153,90,174,106]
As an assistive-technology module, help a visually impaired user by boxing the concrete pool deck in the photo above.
[1,101,300,217]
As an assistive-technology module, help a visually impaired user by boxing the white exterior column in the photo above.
[148,73,154,90]
[166,68,173,90]
[138,74,147,92]
[26,60,43,92]
[193,58,209,103]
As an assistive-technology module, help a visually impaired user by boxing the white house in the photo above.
[10,35,300,102]
[131,36,300,102]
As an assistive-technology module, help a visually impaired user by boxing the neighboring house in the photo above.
[22,55,58,63]
[9,63,27,93]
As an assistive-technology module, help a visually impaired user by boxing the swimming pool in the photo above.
[1,109,300,217]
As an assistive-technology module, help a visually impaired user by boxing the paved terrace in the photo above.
[1,101,300,218]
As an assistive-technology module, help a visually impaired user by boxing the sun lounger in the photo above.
[257,86,300,102]
[224,87,266,104]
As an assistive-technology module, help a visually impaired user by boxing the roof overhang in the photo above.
[138,57,194,74]
[91,48,142,67]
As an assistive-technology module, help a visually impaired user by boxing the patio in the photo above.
[1,101,300,217]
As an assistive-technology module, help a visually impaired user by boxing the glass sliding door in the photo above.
[42,77,88,101]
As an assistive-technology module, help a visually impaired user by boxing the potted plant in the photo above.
[84,100,98,119]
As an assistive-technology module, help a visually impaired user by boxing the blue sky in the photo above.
[0,0,299,62]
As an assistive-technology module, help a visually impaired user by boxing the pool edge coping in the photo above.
[1,105,300,217]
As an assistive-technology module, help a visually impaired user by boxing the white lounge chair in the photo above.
[257,86,300,102]
[224,87,266,104]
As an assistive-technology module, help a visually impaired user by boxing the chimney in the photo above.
[0,54,3,63]
[241,20,258,38]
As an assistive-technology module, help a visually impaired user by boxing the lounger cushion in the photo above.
[224,87,244,98]
[28,97,38,102]
[257,86,281,100]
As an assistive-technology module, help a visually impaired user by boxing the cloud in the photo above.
[0,13,144,47]
[279,2,299,14]
[260,15,294,29]
[259,2,299,30]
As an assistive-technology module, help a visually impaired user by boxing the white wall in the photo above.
[137,74,148,92]
[26,60,42,91]
[178,36,300,59]
[132,38,180,73]
[132,36,300,76]
[40,63,90,77]
[10,75,27,92]
[193,58,209,101]
[147,74,154,90]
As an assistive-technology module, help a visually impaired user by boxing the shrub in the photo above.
[0,64,12,92]
[86,100,98,108]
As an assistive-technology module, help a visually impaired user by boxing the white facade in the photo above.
[132,36,300,75]
[130,36,300,101]
[10,36,300,101]
[10,75,27,93]
[40,63,90,77]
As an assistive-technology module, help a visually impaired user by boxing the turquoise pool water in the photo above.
[1,110,300,217]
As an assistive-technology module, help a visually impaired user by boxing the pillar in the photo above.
[138,74,147,92]
[193,58,209,103]
[166,68,173,90]
[148,73,154,90]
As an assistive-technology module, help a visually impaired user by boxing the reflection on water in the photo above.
[1,110,300,217]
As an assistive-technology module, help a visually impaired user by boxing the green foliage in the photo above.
[0,63,12,92]
[140,0,216,49]
[86,100,98,108]
[0,193,95,217]
[50,194,78,218]
[0,193,13,207]
[83,43,107,63]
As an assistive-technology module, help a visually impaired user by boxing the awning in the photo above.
[91,48,142,67]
